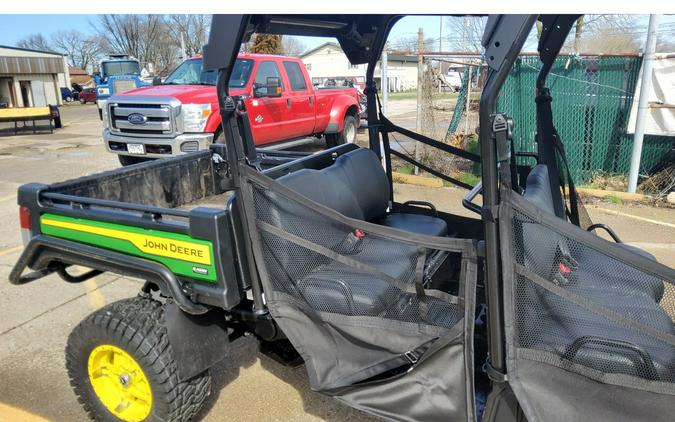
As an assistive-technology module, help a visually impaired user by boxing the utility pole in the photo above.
[381,48,388,116]
[628,14,660,193]
[438,17,443,94]
[180,32,187,61]
[415,27,423,174]
[465,62,472,135]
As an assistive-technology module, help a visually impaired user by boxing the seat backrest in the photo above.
[520,164,564,278]
[522,164,555,215]
[277,148,390,221]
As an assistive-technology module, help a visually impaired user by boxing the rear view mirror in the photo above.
[266,77,282,98]
[252,77,282,98]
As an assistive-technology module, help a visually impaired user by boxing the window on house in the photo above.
[305,63,312,71]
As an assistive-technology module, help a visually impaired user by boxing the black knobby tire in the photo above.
[66,297,211,422]
[326,114,357,148]
[118,155,152,166]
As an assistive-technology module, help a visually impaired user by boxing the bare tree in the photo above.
[165,15,210,59]
[94,15,176,75]
[443,16,487,52]
[282,36,306,56]
[388,34,436,53]
[51,30,102,71]
[16,33,53,52]
[565,15,641,53]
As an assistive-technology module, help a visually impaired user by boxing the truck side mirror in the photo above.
[266,77,282,98]
[152,76,162,86]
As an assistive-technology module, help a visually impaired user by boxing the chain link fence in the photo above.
[500,55,674,184]
[446,55,673,184]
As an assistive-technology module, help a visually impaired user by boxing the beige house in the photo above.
[300,42,418,92]
[0,45,70,108]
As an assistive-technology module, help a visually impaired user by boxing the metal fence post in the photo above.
[381,49,388,116]
[415,28,423,174]
[628,14,660,193]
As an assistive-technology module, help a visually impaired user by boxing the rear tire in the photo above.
[325,114,357,148]
[80,98,86,104]
[118,155,152,166]
[66,296,211,422]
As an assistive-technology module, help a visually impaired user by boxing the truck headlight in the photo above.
[97,87,110,96]
[181,104,212,133]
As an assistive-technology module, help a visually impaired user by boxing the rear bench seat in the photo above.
[277,147,448,237]
[271,147,460,328]
[521,164,675,380]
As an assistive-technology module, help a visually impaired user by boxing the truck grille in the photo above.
[108,102,175,137]
[112,80,138,94]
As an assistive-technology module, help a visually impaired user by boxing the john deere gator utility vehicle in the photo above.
[10,14,675,422]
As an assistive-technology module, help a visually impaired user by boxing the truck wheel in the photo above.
[119,155,152,166]
[80,98,86,104]
[326,114,357,148]
[66,297,211,422]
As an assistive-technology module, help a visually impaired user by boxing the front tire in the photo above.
[66,297,211,422]
[325,114,357,148]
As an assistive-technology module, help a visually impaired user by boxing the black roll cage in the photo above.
[205,13,581,381]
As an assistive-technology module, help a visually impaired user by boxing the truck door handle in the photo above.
[308,96,313,106]
[286,99,291,108]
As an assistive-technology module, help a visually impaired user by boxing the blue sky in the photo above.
[0,15,446,50]
[0,14,672,54]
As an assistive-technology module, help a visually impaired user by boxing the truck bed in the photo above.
[48,150,227,211]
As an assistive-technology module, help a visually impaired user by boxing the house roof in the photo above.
[299,42,341,58]
[300,42,416,63]
[0,44,65,56]
[68,66,89,75]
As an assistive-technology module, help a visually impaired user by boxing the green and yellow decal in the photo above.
[41,213,217,282]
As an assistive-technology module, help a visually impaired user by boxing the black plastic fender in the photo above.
[164,303,230,382]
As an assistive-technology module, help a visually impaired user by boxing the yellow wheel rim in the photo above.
[88,344,153,422]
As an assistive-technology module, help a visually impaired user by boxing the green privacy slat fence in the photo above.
[495,55,674,183]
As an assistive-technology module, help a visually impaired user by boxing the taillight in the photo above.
[19,206,32,246]
[19,206,31,229]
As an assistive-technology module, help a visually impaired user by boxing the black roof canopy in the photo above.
[205,14,400,72]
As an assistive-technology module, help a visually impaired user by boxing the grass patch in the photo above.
[455,172,481,187]
[397,163,415,175]
[606,194,623,205]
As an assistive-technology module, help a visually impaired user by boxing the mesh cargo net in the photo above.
[504,193,675,393]
[239,167,476,397]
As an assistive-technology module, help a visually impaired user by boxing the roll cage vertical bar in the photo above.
[479,15,537,376]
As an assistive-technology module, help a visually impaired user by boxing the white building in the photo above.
[300,42,418,92]
[0,45,71,108]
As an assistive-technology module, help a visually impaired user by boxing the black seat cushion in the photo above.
[379,213,448,237]
[298,266,400,316]
[297,262,463,329]
[277,148,449,237]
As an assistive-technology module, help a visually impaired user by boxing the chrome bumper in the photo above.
[103,129,214,159]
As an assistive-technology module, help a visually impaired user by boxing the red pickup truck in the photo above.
[103,54,361,165]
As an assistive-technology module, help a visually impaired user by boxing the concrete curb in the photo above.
[392,172,444,188]
[576,187,647,202]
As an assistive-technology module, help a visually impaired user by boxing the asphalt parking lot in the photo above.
[0,103,673,421]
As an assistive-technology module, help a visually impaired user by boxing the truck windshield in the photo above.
[163,58,254,87]
[102,61,141,77]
